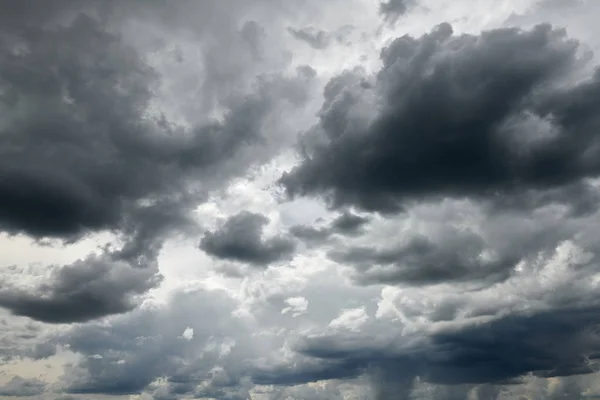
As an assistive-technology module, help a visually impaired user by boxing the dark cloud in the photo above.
[0,1,313,323]
[0,376,46,397]
[0,13,295,240]
[280,23,600,215]
[258,305,600,393]
[200,211,296,266]
[379,0,415,22]
[290,224,331,242]
[330,211,370,235]
[329,230,518,286]
[0,256,161,323]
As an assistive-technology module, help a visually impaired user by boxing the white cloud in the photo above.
[181,327,194,341]
[329,307,369,332]
[281,296,309,317]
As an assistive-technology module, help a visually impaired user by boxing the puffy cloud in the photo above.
[3,1,600,400]
[0,0,314,323]
[200,211,297,266]
[0,256,161,323]
[280,23,600,215]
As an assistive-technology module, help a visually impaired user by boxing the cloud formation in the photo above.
[280,23,599,215]
[0,256,161,323]
[0,376,46,397]
[0,0,313,323]
[3,0,600,399]
[200,211,296,266]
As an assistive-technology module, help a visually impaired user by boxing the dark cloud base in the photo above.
[200,211,296,266]
[2,1,600,399]
[280,23,600,216]
[0,0,311,323]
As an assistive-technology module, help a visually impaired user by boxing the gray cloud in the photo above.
[249,233,600,395]
[329,230,518,286]
[200,211,296,266]
[379,0,416,23]
[287,306,600,389]
[288,25,356,50]
[53,288,253,398]
[0,376,46,397]
[0,0,314,323]
[280,23,600,215]
[288,27,333,50]
[4,1,600,399]
[0,256,161,323]
[331,211,370,235]
[290,211,370,243]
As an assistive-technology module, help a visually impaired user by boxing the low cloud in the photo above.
[200,211,296,266]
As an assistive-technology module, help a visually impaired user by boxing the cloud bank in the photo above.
[2,1,600,400]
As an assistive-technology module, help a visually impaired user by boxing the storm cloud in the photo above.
[0,0,312,322]
[280,23,600,215]
[3,1,600,399]
[200,211,296,266]
[0,256,161,323]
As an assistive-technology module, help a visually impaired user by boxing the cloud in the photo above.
[330,211,370,235]
[279,23,600,215]
[0,376,46,397]
[200,211,297,266]
[290,211,370,243]
[379,0,416,23]
[252,238,600,394]
[281,296,309,317]
[0,256,161,323]
[329,226,517,286]
[288,27,333,50]
[0,0,314,323]
[4,1,600,400]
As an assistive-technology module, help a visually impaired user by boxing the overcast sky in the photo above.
[2,0,600,399]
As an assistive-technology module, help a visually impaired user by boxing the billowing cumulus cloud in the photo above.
[280,23,600,215]
[3,1,600,399]
[0,0,314,323]
[0,256,161,323]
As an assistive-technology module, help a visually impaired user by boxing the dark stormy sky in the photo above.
[2,0,600,399]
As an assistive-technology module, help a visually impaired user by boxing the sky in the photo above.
[2,0,600,399]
